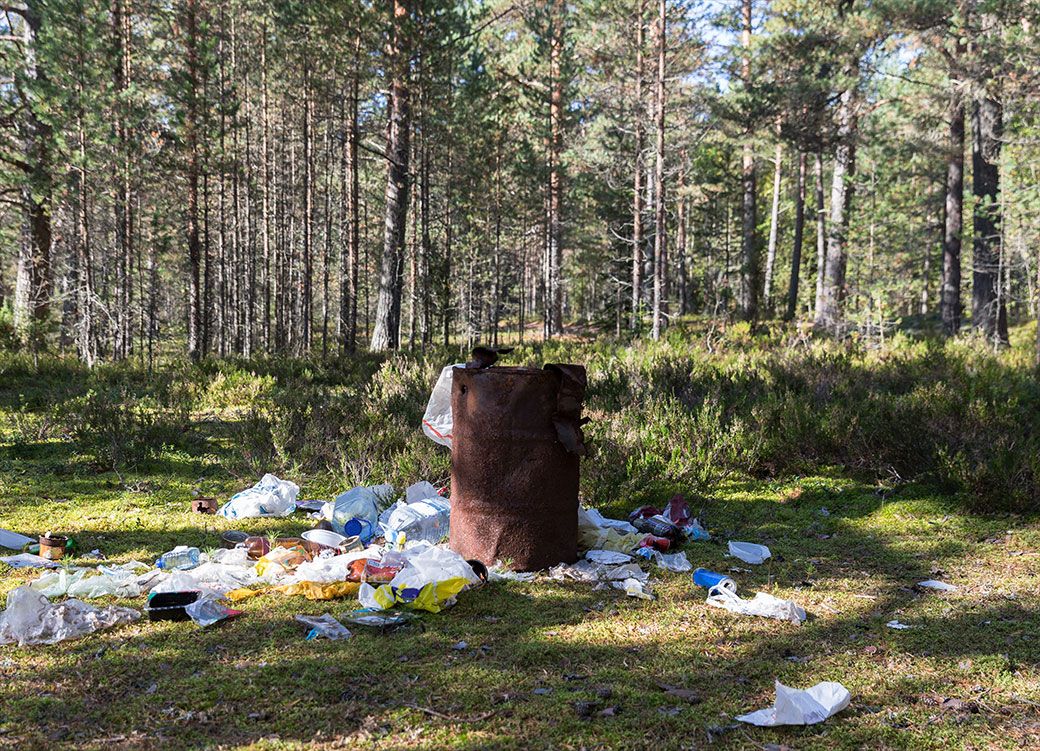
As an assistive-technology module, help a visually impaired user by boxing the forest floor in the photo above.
[1,333,1039,750]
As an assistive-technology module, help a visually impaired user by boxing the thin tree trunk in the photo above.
[763,139,782,314]
[737,0,757,322]
[813,151,826,316]
[185,0,203,360]
[940,63,965,335]
[631,0,645,330]
[814,85,857,333]
[786,151,806,320]
[546,0,565,337]
[677,156,688,315]
[260,20,271,352]
[971,94,1007,344]
[371,0,412,351]
[650,0,665,340]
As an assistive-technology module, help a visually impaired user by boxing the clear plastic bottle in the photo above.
[384,497,451,545]
[155,546,201,571]
[329,485,388,542]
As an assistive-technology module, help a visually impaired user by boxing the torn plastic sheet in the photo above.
[579,507,638,535]
[736,680,851,726]
[0,586,140,646]
[292,546,379,583]
[1,553,59,569]
[31,562,153,599]
[585,549,633,565]
[917,579,957,592]
[637,549,692,572]
[185,595,242,627]
[0,529,35,550]
[421,364,462,447]
[548,560,649,584]
[296,613,353,640]
[728,541,772,565]
[886,619,912,630]
[707,587,806,624]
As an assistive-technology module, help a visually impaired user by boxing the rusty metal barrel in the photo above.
[449,363,588,571]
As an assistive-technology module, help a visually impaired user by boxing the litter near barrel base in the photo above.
[736,680,851,726]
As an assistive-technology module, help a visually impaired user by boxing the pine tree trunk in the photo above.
[185,0,203,360]
[650,0,666,340]
[371,0,412,351]
[631,0,644,331]
[763,140,782,314]
[814,86,857,333]
[546,0,565,337]
[813,151,826,316]
[971,95,1007,344]
[786,151,806,320]
[737,0,757,322]
[940,92,964,335]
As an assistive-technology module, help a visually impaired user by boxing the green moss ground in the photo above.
[2,446,1038,750]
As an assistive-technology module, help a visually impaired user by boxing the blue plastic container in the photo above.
[693,567,737,594]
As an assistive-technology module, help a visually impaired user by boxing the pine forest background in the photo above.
[2,0,1040,362]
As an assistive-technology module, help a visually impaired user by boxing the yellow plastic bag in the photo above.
[368,577,470,613]
[274,580,361,601]
[226,587,263,602]
[255,546,309,577]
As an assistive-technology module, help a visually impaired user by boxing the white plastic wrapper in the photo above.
[579,507,639,535]
[707,587,806,624]
[421,365,462,447]
[218,474,300,519]
[917,579,957,592]
[649,550,692,572]
[585,550,633,565]
[0,586,140,646]
[737,680,851,726]
[728,541,772,565]
[296,613,352,640]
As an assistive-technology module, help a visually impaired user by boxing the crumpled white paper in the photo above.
[728,541,772,565]
[707,586,806,624]
[736,680,851,726]
[0,586,140,646]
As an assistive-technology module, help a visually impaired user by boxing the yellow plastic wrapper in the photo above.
[255,546,309,577]
[226,587,262,602]
[368,577,470,613]
[274,580,361,601]
[579,526,643,554]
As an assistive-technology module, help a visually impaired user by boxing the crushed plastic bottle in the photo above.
[155,546,201,571]
[325,485,391,543]
[380,496,451,545]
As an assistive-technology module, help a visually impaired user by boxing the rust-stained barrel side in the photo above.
[449,366,584,571]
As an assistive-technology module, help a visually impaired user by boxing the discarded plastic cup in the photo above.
[693,568,737,595]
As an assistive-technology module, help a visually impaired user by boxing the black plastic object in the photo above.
[145,591,200,621]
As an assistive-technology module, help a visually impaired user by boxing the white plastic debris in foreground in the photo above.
[737,680,851,726]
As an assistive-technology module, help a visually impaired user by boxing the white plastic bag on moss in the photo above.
[219,474,300,519]
[737,680,851,726]
[421,365,463,448]
[0,586,139,646]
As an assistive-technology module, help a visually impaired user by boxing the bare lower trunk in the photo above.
[786,151,806,320]
[813,152,826,316]
[940,95,964,336]
[971,95,1007,344]
[650,0,666,340]
[737,0,757,322]
[814,86,857,334]
[370,0,412,351]
[763,140,782,314]
[631,0,644,330]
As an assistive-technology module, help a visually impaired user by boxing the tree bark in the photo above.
[13,0,53,348]
[763,140,782,314]
[631,0,645,330]
[370,0,412,351]
[812,151,826,316]
[546,0,565,337]
[785,151,806,320]
[737,0,757,322]
[971,95,1007,344]
[814,86,857,333]
[185,0,203,360]
[940,63,965,335]
[650,0,665,340]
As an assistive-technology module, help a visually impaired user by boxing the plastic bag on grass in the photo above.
[728,541,772,565]
[736,680,851,726]
[421,365,462,447]
[707,587,806,624]
[219,474,300,519]
[296,613,352,640]
[0,586,139,646]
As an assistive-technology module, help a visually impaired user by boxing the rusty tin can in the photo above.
[449,364,587,571]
